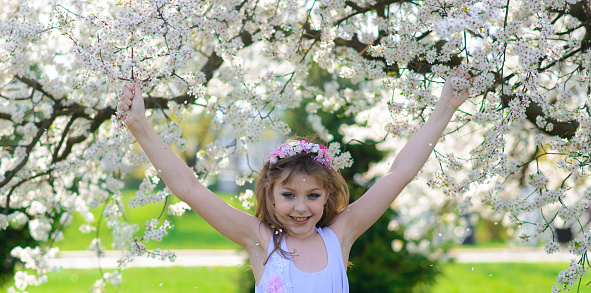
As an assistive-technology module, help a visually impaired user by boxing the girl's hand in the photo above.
[117,80,146,129]
[440,69,471,110]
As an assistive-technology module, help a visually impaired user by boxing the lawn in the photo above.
[433,262,585,293]
[3,267,248,293]
[2,263,582,293]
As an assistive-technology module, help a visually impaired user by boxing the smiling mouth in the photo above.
[291,216,311,223]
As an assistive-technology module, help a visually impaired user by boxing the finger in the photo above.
[117,101,130,111]
[120,94,132,107]
[133,79,141,98]
[122,87,133,100]
[126,83,135,99]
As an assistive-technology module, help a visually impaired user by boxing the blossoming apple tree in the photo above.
[1,0,589,291]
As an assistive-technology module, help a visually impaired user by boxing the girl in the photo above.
[117,72,469,292]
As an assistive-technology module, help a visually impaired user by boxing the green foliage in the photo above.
[348,207,440,292]
[0,225,38,286]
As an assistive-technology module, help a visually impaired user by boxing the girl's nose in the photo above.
[294,198,306,212]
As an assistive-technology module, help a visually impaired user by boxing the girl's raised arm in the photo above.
[117,81,264,250]
[335,72,470,245]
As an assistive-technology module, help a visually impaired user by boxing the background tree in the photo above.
[1,0,590,292]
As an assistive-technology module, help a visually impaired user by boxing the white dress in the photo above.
[255,227,349,293]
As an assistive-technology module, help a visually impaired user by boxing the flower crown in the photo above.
[268,140,333,169]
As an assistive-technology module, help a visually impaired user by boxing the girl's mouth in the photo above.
[291,216,311,224]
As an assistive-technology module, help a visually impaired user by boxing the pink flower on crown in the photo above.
[267,140,333,169]
[267,275,285,293]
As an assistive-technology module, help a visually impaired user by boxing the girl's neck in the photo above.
[287,228,318,241]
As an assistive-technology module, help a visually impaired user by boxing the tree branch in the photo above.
[501,94,579,139]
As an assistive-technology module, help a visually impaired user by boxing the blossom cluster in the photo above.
[117,240,175,270]
[143,219,174,243]
[239,189,255,210]
[554,260,588,291]
[10,246,59,291]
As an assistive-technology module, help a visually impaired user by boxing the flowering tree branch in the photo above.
[1,0,590,292]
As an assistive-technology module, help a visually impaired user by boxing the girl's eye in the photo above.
[308,193,321,199]
[282,193,295,198]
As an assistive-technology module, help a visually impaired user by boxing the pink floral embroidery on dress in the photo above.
[267,274,286,293]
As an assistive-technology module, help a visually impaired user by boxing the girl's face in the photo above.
[272,173,328,239]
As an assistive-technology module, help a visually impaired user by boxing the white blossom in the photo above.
[1,0,590,290]
[168,202,191,216]
[239,189,254,210]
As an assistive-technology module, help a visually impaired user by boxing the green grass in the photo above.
[2,263,582,293]
[432,262,584,293]
[452,240,510,249]
[2,267,247,293]
[55,191,246,251]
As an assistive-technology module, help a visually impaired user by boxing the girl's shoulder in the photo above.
[328,218,345,241]
[328,213,355,250]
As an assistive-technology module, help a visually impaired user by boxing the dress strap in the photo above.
[260,233,293,293]
[318,227,349,293]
